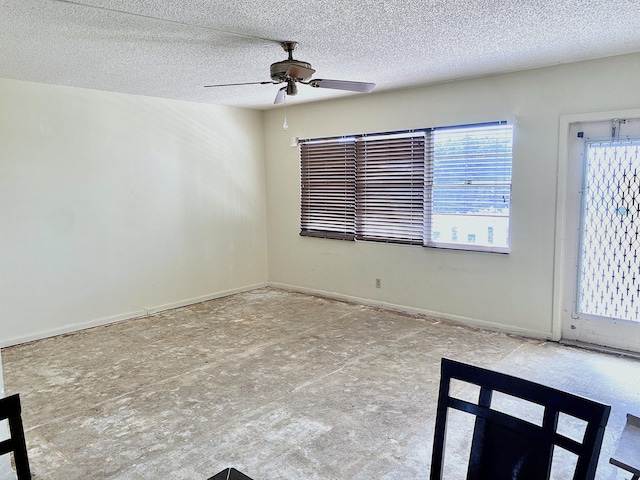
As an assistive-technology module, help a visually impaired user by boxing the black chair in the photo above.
[208,467,254,480]
[430,358,611,480]
[0,393,31,479]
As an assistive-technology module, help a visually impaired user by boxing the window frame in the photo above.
[427,122,513,253]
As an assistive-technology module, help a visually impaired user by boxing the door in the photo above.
[561,118,640,352]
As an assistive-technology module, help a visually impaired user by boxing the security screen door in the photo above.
[562,118,640,352]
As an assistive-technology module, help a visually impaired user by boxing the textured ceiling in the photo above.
[2,0,640,109]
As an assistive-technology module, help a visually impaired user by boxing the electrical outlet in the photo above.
[375,278,381,288]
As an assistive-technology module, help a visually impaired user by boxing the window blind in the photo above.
[299,122,513,253]
[300,138,356,240]
[356,132,429,244]
[429,124,513,251]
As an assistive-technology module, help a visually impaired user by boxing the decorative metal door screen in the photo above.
[577,140,640,322]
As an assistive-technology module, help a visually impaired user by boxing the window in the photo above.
[356,132,428,244]
[300,122,513,253]
[430,124,513,251]
[300,138,356,240]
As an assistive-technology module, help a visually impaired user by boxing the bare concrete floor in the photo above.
[2,288,639,479]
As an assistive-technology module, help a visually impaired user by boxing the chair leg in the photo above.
[8,415,31,479]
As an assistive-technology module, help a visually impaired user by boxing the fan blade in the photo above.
[285,64,315,81]
[204,81,275,88]
[274,87,286,104]
[306,79,375,93]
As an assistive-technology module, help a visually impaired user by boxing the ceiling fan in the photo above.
[204,41,376,104]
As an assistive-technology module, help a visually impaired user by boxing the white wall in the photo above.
[264,53,640,339]
[3,53,640,347]
[0,79,268,347]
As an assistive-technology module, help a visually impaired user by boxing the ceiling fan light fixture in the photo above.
[286,80,297,96]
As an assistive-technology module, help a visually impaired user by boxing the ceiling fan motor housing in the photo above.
[270,59,313,82]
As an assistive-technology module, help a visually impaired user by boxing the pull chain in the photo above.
[282,93,288,131]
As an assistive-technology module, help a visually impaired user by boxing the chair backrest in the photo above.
[430,358,611,480]
[208,467,254,480]
[0,394,31,480]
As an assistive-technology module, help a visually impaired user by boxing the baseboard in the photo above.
[1,283,268,348]
[2,282,550,349]
[268,282,552,341]
[0,309,147,348]
[145,283,267,315]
